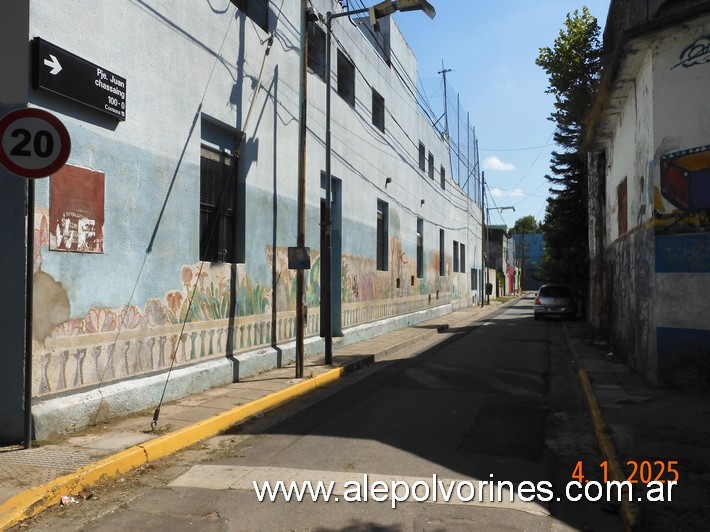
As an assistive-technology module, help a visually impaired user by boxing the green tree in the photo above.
[536,7,601,287]
[509,215,539,236]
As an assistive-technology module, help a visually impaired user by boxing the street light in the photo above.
[322,0,436,365]
[483,206,514,305]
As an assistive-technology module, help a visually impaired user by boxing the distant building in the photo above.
[485,226,516,296]
[510,232,544,291]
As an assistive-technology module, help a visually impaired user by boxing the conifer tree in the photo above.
[536,7,601,288]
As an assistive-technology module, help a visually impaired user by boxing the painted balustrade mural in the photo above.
[32,208,463,397]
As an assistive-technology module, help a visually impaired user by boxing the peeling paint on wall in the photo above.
[49,165,105,253]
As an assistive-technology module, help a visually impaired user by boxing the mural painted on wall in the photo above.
[266,245,321,311]
[49,165,105,253]
[33,206,461,396]
[656,145,710,234]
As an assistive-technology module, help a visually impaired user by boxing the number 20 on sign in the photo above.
[0,108,71,179]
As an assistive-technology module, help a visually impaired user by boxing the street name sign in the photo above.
[33,38,126,121]
[0,108,71,178]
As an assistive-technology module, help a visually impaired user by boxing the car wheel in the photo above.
[534,314,540,321]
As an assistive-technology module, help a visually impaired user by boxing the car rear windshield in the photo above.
[539,286,570,297]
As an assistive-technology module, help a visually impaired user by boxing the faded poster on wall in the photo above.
[49,165,105,253]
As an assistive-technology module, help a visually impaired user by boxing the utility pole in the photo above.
[439,62,453,177]
[480,171,485,307]
[295,1,310,378]
[521,231,526,292]
[439,62,452,136]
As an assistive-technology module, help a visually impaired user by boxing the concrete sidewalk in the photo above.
[0,298,511,529]
[563,321,710,531]
[9,297,701,531]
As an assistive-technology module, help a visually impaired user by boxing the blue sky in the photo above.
[394,0,611,230]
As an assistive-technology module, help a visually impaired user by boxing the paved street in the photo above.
[15,296,623,531]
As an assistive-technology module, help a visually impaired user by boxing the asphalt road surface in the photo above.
[19,296,624,531]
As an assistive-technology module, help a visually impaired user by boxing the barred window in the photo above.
[200,146,237,263]
[308,23,326,80]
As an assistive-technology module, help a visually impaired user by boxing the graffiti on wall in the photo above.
[672,36,710,69]
[49,165,105,253]
[655,145,710,234]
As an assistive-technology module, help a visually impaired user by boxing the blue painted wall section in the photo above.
[656,326,710,383]
[655,233,710,273]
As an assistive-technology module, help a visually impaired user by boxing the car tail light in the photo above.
[534,295,541,305]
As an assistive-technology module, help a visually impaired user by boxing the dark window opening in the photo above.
[200,145,237,263]
[428,152,434,179]
[418,142,426,171]
[307,23,326,80]
[440,165,446,189]
[618,177,628,235]
[372,89,385,132]
[337,50,355,107]
[460,243,466,272]
[439,229,445,276]
[377,200,389,271]
[416,218,424,279]
[232,0,269,32]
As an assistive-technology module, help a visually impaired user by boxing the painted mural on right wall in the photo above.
[655,145,710,274]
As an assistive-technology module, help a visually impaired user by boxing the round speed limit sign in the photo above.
[0,108,71,179]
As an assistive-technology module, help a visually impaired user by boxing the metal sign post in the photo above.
[0,108,71,448]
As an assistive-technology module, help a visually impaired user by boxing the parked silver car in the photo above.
[533,284,576,320]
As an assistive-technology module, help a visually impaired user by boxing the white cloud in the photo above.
[491,187,524,198]
[483,156,516,172]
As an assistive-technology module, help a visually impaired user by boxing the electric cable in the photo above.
[152,0,284,430]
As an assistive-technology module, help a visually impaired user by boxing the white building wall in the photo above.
[0,0,483,438]
[595,8,710,386]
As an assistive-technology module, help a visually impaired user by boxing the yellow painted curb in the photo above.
[0,446,146,529]
[577,368,640,531]
[0,365,347,530]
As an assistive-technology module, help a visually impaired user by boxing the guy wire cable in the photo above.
[151,0,286,430]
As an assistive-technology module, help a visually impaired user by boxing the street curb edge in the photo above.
[0,357,372,530]
[561,322,640,531]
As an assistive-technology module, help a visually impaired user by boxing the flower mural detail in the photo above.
[119,306,142,329]
[145,299,170,327]
[166,291,184,315]
[85,308,117,333]
[181,266,193,289]
[51,319,85,338]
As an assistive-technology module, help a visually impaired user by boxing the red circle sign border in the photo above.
[0,108,71,179]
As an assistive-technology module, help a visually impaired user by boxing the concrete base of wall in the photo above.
[32,303,453,440]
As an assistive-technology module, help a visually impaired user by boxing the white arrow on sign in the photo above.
[43,54,62,75]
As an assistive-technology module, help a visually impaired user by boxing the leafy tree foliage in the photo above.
[509,215,539,236]
[536,7,601,287]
